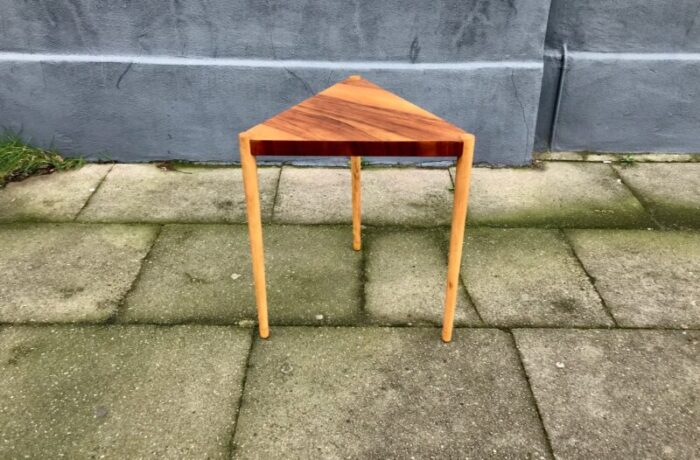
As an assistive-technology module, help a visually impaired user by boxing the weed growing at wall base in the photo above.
[0,134,84,187]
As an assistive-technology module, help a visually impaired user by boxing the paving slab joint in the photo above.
[450,232,486,325]
[227,328,257,457]
[437,224,485,324]
[460,276,485,324]
[109,224,164,323]
[268,166,283,222]
[607,164,664,230]
[558,229,619,328]
[358,238,369,317]
[72,163,115,221]
[508,331,557,459]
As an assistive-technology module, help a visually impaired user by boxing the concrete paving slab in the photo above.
[272,167,351,224]
[233,327,551,459]
[566,229,700,328]
[535,152,700,163]
[463,228,614,327]
[0,164,112,222]
[273,167,454,226]
[121,224,362,325]
[364,228,481,325]
[77,164,279,223]
[450,162,652,227]
[614,163,700,228]
[0,325,250,459]
[514,329,700,459]
[0,224,157,323]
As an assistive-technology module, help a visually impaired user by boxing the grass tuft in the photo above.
[0,133,84,187]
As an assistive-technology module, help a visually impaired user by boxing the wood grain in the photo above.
[441,134,475,343]
[351,156,362,251]
[246,75,469,157]
[240,133,270,338]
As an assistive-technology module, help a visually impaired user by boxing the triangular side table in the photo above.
[239,75,475,342]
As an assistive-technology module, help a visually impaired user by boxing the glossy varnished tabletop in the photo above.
[245,76,469,157]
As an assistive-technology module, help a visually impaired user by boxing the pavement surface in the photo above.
[0,160,698,459]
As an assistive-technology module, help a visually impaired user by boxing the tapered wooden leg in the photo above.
[351,156,362,251]
[240,133,269,339]
[442,135,475,343]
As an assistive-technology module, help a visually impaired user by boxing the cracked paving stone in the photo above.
[77,164,279,223]
[364,228,481,325]
[566,229,700,328]
[514,329,700,459]
[0,223,157,323]
[613,163,700,228]
[462,228,614,327]
[273,167,454,226]
[0,165,112,222]
[120,224,362,325]
[450,162,652,228]
[0,325,251,459]
[232,327,551,459]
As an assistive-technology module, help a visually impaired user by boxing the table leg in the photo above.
[351,156,362,251]
[442,134,475,343]
[240,133,270,338]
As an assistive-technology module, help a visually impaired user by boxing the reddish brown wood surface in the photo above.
[245,76,470,157]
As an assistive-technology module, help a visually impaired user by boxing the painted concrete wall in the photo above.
[535,0,700,153]
[0,0,549,165]
[0,1,550,61]
[1,1,697,163]
[0,58,542,164]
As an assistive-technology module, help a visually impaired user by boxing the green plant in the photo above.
[0,133,84,186]
[620,154,636,165]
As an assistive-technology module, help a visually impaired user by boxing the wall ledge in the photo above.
[0,52,542,71]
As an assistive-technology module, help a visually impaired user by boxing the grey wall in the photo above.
[0,1,549,61]
[535,0,700,153]
[0,0,549,165]
[1,1,698,164]
[0,59,542,164]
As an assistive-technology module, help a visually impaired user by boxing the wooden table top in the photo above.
[244,76,471,157]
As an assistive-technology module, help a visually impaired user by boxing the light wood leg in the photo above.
[240,133,270,339]
[441,134,475,343]
[351,156,362,251]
